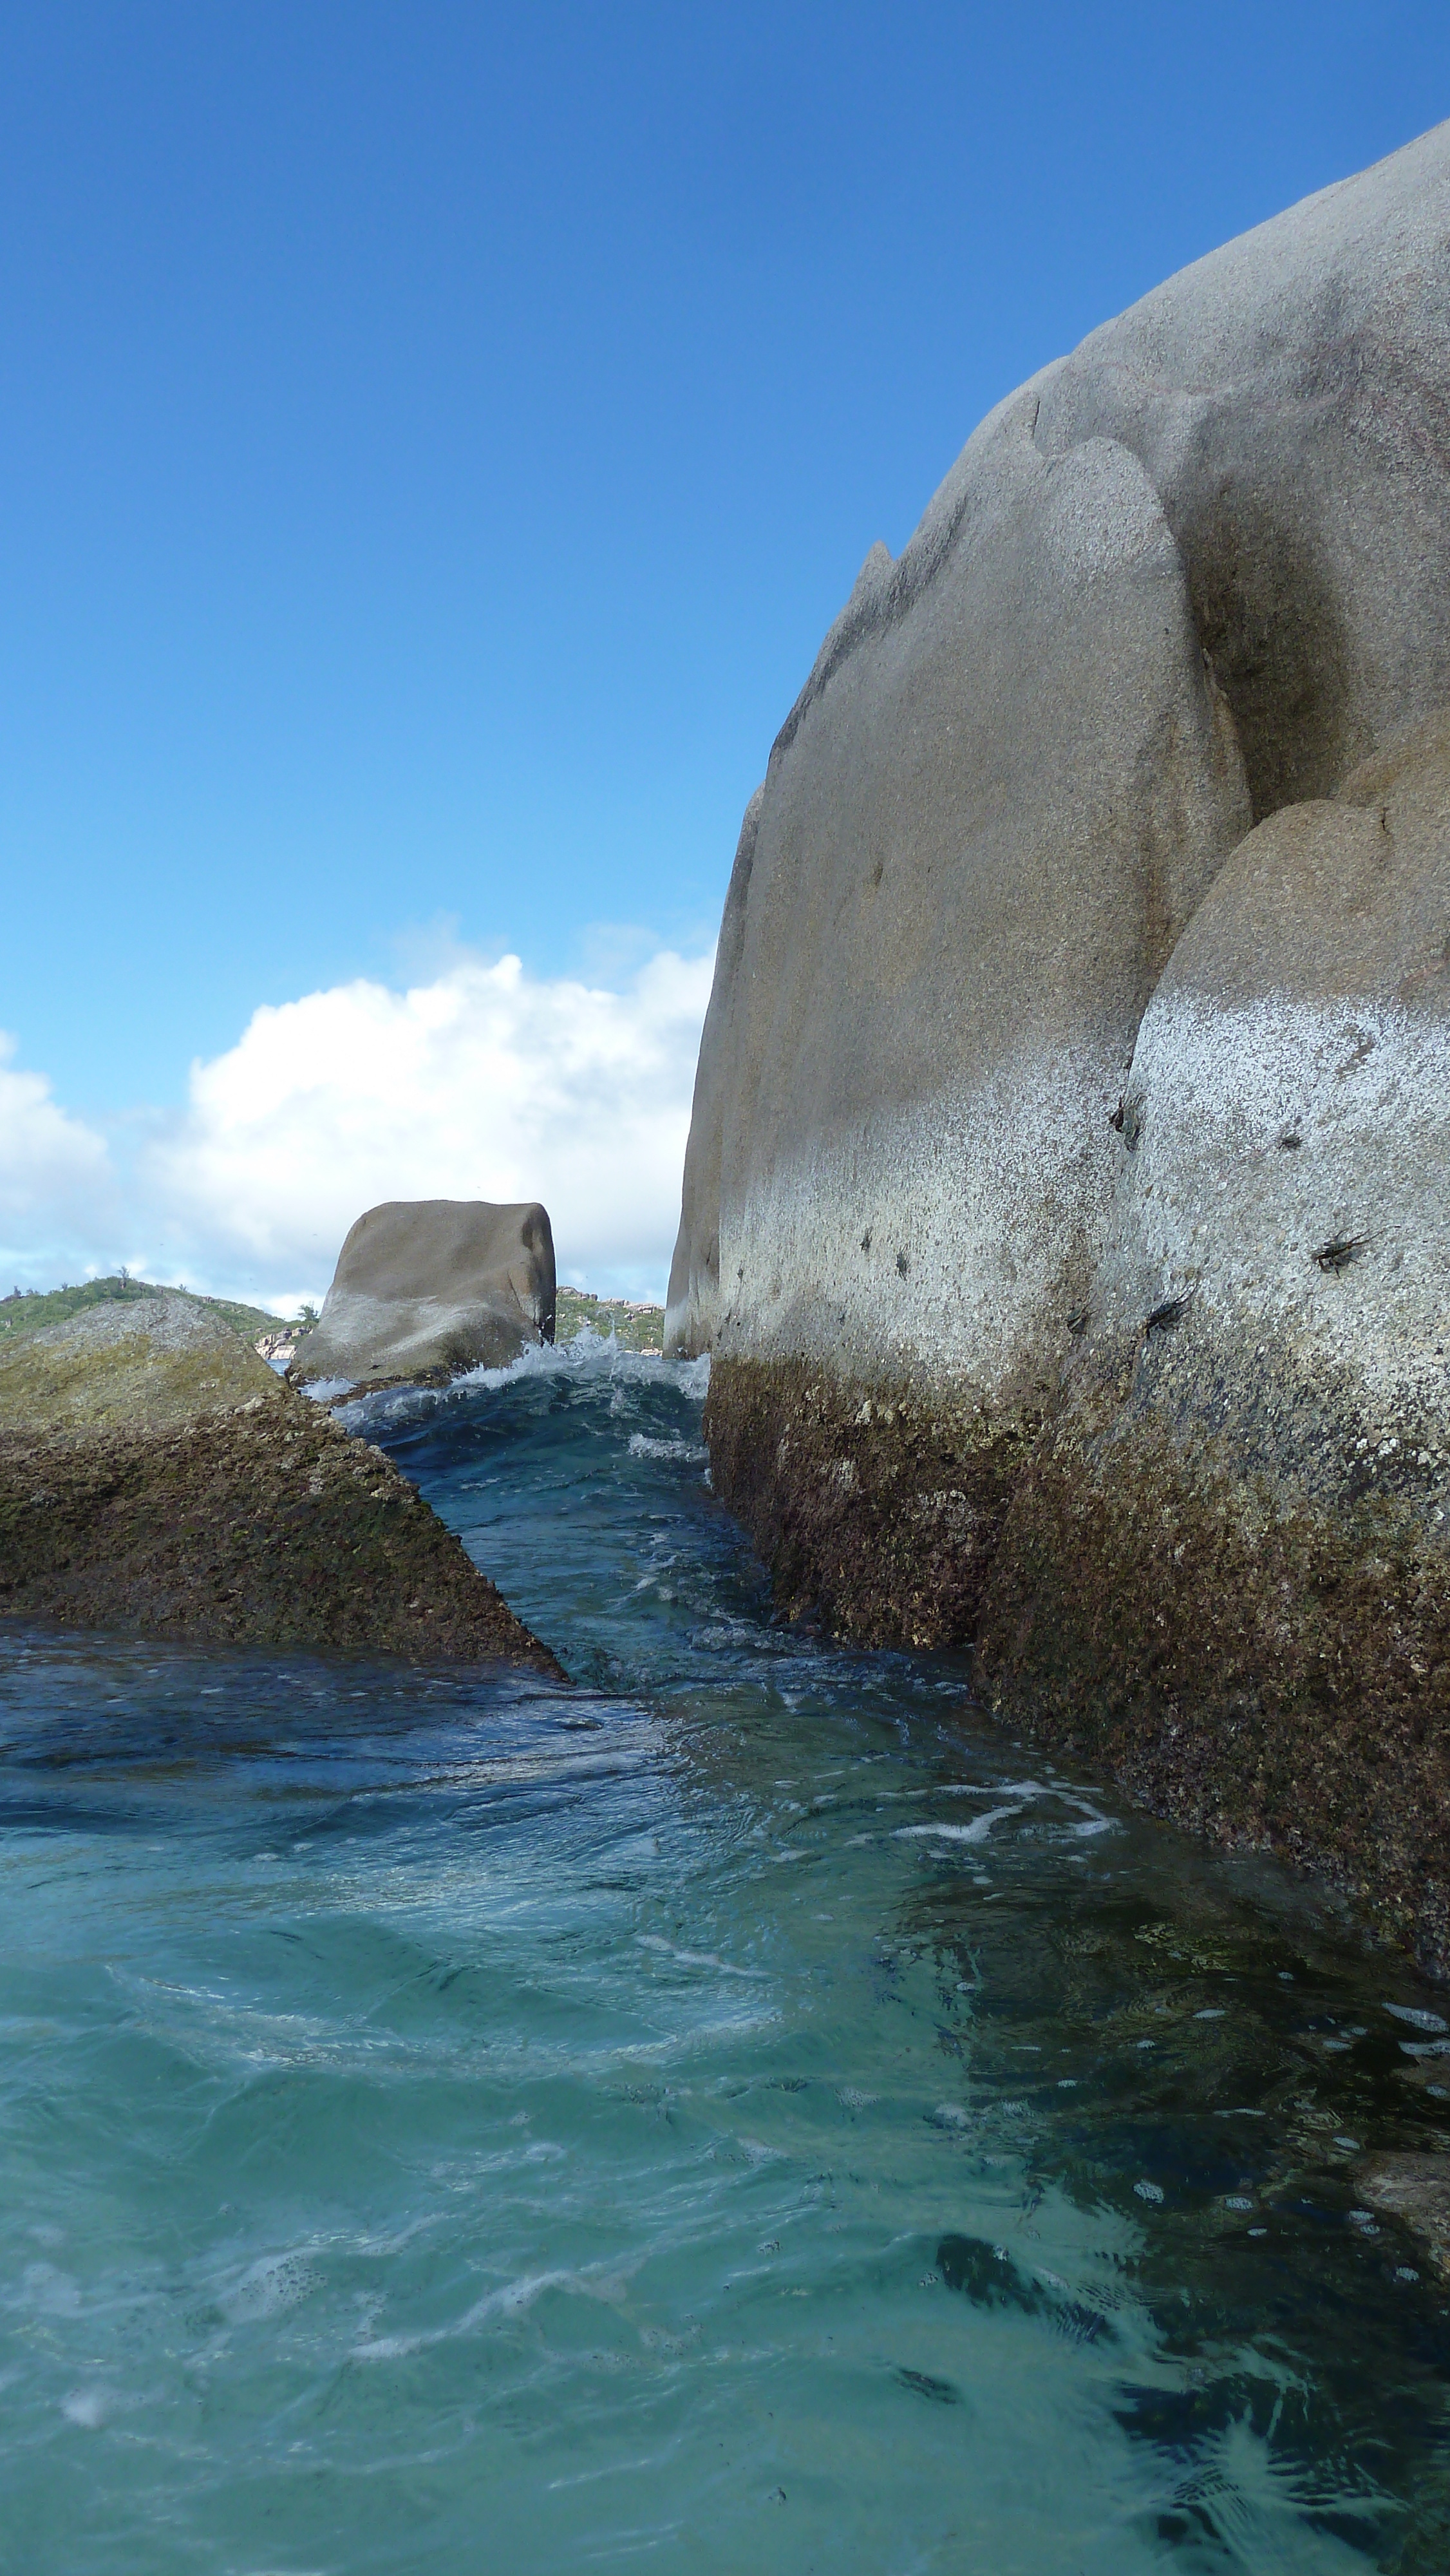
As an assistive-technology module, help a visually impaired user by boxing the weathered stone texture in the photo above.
[671,123,1450,1968]
[668,417,1251,1399]
[1357,2156,1450,2275]
[294,1198,556,1392]
[702,1358,1039,1649]
[0,1296,560,1671]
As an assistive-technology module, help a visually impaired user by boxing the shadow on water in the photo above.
[0,1327,1447,2573]
[903,1864,1450,2570]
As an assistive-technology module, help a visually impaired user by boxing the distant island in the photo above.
[0,1273,315,1351]
[555,1287,664,1354]
[1,1274,666,1363]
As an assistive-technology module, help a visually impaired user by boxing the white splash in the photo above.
[635,1935,767,1980]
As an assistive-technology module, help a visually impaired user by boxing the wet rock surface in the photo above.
[974,714,1450,1969]
[1356,2154,1450,2276]
[672,124,1450,1969]
[0,1296,561,1672]
[292,1197,556,1392]
[702,1356,1031,1649]
[975,1374,1450,1970]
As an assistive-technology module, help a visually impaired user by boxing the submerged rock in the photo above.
[668,126,1450,1967]
[1356,2155,1450,2277]
[0,1295,561,1671]
[292,1198,556,1392]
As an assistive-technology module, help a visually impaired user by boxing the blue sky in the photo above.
[2,1,1448,1302]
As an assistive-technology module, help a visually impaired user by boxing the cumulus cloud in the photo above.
[0,1034,115,1285]
[0,948,713,1307]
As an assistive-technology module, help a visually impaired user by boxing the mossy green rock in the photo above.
[0,1296,560,1671]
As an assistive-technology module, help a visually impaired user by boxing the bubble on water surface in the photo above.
[59,2387,117,2429]
[21,2264,81,2315]
[636,1934,767,1979]
[217,2251,319,2324]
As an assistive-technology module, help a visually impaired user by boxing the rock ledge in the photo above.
[0,1296,561,1672]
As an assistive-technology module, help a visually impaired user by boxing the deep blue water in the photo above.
[2,1333,1449,2573]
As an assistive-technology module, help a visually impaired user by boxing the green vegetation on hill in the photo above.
[1,1276,664,1358]
[0,1276,310,1348]
[554,1288,664,1354]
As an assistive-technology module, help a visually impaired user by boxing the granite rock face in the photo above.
[974,714,1450,1960]
[293,1198,556,1391]
[670,124,1450,1968]
[0,1295,560,1671]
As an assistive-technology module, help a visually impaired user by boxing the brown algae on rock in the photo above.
[668,129,1450,1975]
[0,1295,561,1672]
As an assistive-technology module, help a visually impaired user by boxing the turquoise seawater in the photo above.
[3,1334,1449,2573]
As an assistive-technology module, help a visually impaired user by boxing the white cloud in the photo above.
[0,1034,115,1286]
[1,948,713,1307]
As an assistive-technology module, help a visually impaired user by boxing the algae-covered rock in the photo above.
[671,122,1450,1970]
[293,1199,556,1392]
[973,708,1449,1964]
[0,1296,561,1671]
[1357,2155,1450,2277]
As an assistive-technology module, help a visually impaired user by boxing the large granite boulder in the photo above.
[0,1294,560,1670]
[669,124,1450,1967]
[977,712,1450,1958]
[292,1198,556,1391]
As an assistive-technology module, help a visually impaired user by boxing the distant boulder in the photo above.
[292,1199,556,1392]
